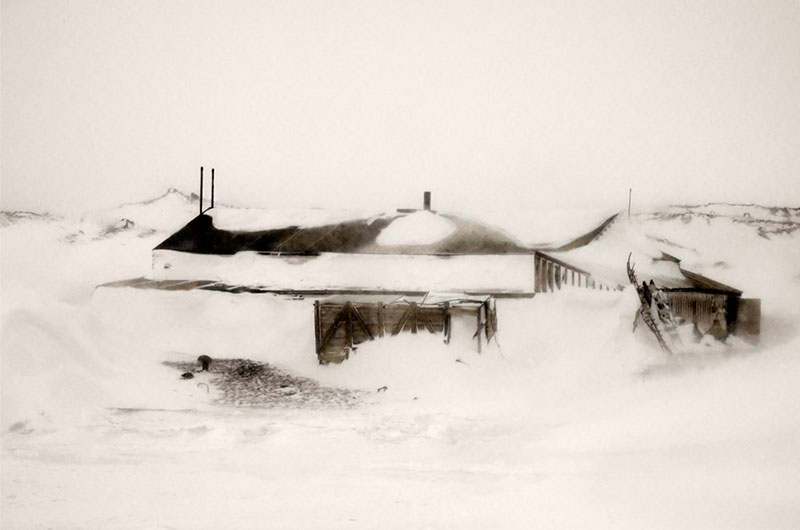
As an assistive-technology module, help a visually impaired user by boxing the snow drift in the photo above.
[2,196,800,529]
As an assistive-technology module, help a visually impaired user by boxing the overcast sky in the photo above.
[2,0,799,214]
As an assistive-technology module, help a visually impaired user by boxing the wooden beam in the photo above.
[377,302,385,338]
[476,304,482,353]
[349,303,375,341]
[314,300,321,354]
[443,302,451,344]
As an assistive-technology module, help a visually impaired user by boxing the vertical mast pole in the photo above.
[199,167,204,216]
[628,188,632,221]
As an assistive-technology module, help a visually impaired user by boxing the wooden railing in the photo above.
[534,251,621,293]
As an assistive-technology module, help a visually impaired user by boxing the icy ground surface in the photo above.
[2,193,800,529]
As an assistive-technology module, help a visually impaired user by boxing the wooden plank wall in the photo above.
[665,292,731,338]
[314,300,496,363]
[735,298,761,343]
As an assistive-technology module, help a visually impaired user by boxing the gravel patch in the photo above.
[165,358,362,409]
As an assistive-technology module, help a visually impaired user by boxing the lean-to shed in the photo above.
[537,218,760,342]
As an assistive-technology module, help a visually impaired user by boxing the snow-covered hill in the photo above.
[2,197,799,529]
[0,210,60,228]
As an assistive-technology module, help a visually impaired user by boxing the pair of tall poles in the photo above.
[199,167,215,215]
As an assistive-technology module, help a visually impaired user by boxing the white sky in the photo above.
[2,0,799,214]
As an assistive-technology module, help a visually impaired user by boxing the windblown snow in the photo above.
[376,210,457,246]
[208,207,386,232]
[2,192,800,529]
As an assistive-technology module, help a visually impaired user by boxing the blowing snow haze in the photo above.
[3,1,800,527]
[2,0,800,214]
[2,190,800,528]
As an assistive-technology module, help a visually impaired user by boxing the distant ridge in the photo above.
[121,187,199,208]
[647,204,800,238]
[671,202,800,210]
[0,211,60,228]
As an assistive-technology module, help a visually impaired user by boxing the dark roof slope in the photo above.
[155,212,530,255]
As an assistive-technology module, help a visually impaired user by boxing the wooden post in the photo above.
[377,302,385,338]
[476,306,482,353]
[199,166,204,216]
[211,168,215,209]
[411,303,417,334]
[484,301,491,340]
[345,307,353,352]
[313,300,321,354]
[540,256,547,292]
[423,191,431,211]
[443,302,451,344]
[539,256,546,292]
[539,258,545,292]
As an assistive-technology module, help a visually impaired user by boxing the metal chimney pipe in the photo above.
[211,168,215,209]
[199,166,204,216]
[423,191,431,211]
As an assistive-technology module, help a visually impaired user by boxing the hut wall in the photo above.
[735,298,761,343]
[152,250,536,294]
[664,291,738,339]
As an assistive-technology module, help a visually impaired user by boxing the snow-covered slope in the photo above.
[2,198,799,529]
[0,210,60,228]
[635,204,800,310]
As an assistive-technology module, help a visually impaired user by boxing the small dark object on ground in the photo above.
[181,372,194,379]
[377,386,388,393]
[198,355,213,371]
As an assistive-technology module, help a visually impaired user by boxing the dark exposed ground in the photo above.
[164,358,362,409]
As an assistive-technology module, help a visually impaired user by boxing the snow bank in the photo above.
[552,218,682,287]
[3,198,800,530]
[209,207,386,232]
[467,207,616,247]
[375,211,456,246]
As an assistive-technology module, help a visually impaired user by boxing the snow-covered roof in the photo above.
[155,207,530,255]
[154,203,742,294]
[375,211,457,247]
